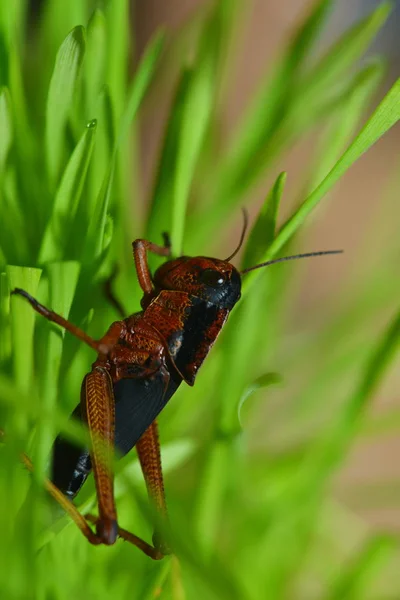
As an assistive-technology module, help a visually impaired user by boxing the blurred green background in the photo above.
[1,1,400,598]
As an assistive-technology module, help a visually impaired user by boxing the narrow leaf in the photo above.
[117,30,165,149]
[0,86,12,172]
[7,266,42,393]
[84,31,165,261]
[265,77,400,265]
[305,59,385,191]
[39,119,97,264]
[45,26,86,186]
[84,9,107,117]
[242,172,287,268]
[146,69,192,249]
[300,2,391,102]
[34,261,80,480]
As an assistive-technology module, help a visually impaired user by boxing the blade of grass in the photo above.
[172,57,215,255]
[244,76,400,292]
[0,86,12,173]
[34,261,80,481]
[0,1,27,47]
[0,372,89,448]
[117,30,165,149]
[84,9,106,117]
[217,0,334,203]
[105,0,129,122]
[188,2,391,251]
[0,272,10,361]
[146,68,192,250]
[302,59,385,193]
[39,119,97,264]
[300,2,391,102]
[84,31,165,262]
[242,172,287,268]
[45,25,86,187]
[7,266,42,394]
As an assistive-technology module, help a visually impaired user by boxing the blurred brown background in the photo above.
[134,0,400,535]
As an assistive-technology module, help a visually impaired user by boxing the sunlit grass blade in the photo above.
[117,30,165,149]
[188,2,390,252]
[0,372,89,447]
[242,172,287,268]
[86,85,114,210]
[242,60,384,296]
[172,59,215,255]
[266,76,400,261]
[0,272,10,360]
[84,30,165,262]
[302,59,385,192]
[0,2,26,45]
[7,266,42,393]
[0,86,12,173]
[34,261,80,481]
[40,2,87,71]
[217,0,333,201]
[105,0,129,122]
[146,68,192,250]
[39,119,97,263]
[84,9,106,117]
[45,25,86,187]
[300,2,391,101]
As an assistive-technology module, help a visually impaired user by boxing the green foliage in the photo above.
[0,1,400,599]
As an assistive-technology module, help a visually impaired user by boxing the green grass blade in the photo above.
[0,86,12,173]
[0,272,10,361]
[84,9,107,117]
[188,2,390,253]
[219,0,333,200]
[83,30,165,261]
[105,0,129,121]
[267,76,400,261]
[45,25,86,187]
[300,2,391,101]
[172,60,215,255]
[242,172,287,269]
[86,85,114,211]
[34,261,80,480]
[0,0,27,47]
[146,68,192,249]
[7,266,42,393]
[39,119,97,264]
[116,30,165,149]
[303,59,385,192]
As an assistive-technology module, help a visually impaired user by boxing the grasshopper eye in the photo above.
[200,269,225,287]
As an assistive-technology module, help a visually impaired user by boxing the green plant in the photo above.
[0,1,400,598]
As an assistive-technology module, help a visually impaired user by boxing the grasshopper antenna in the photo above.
[224,208,249,262]
[241,250,343,274]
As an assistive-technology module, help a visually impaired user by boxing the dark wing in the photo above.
[113,374,181,457]
[50,373,181,499]
[51,404,91,499]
